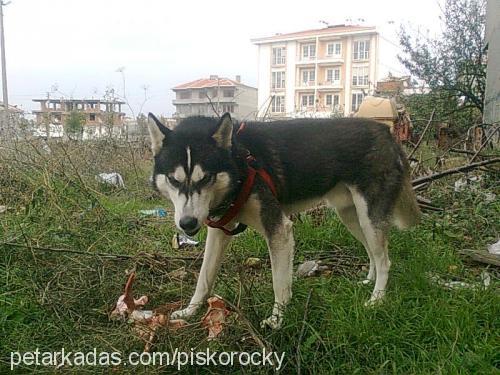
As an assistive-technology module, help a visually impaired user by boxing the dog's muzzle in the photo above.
[179,216,200,236]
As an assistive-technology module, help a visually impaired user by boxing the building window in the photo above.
[327,42,342,57]
[352,66,369,86]
[199,90,207,99]
[271,71,286,89]
[179,91,191,99]
[326,68,341,84]
[271,95,285,113]
[300,94,315,107]
[325,94,339,108]
[301,69,315,85]
[353,40,370,60]
[89,113,96,121]
[223,90,234,97]
[222,104,234,113]
[352,92,365,112]
[302,44,316,59]
[272,47,286,65]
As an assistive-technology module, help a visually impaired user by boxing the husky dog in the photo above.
[147,113,419,329]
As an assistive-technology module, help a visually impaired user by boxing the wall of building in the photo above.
[257,45,272,116]
[233,85,258,120]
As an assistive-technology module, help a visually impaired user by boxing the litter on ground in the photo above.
[95,172,125,188]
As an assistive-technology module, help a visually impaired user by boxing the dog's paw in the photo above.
[170,306,196,320]
[260,315,282,330]
[364,291,385,307]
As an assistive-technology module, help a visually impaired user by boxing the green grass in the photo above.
[1,140,499,374]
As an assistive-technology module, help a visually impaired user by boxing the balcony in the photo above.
[317,81,343,90]
[317,56,344,65]
[296,80,316,89]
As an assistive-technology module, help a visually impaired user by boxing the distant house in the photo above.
[376,75,412,97]
[0,102,23,115]
[172,75,257,120]
[376,74,429,97]
[32,98,126,127]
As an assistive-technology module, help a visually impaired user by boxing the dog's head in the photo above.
[147,113,238,235]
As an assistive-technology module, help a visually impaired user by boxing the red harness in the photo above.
[205,123,277,236]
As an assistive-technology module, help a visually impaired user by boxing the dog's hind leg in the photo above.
[261,214,294,330]
[326,184,375,283]
[336,205,375,283]
[349,188,391,306]
[171,227,232,319]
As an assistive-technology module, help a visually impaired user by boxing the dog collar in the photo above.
[205,124,277,236]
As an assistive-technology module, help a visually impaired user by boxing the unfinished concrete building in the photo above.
[32,98,126,128]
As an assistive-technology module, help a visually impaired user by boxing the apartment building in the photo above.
[172,75,257,120]
[252,25,378,118]
[32,98,126,126]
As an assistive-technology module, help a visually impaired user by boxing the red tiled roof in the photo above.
[173,78,243,90]
[251,25,376,44]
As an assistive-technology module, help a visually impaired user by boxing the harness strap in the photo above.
[205,123,277,236]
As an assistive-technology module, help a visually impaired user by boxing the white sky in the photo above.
[4,0,442,117]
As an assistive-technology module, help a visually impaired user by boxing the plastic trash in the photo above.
[171,233,199,249]
[95,172,125,188]
[296,260,329,278]
[487,239,500,255]
[139,208,167,218]
[427,271,491,290]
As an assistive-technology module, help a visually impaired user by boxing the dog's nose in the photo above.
[179,216,199,233]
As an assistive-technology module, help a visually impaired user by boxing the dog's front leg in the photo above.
[261,215,294,330]
[171,227,232,319]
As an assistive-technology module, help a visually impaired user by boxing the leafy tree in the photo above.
[398,0,486,116]
[65,111,85,140]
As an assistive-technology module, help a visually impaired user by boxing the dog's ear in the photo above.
[148,113,171,155]
[211,112,233,149]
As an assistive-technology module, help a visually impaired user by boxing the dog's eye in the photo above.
[199,174,211,185]
[167,176,180,187]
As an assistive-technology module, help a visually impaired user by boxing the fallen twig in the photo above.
[216,295,272,352]
[412,158,500,186]
[459,249,500,267]
[2,241,202,262]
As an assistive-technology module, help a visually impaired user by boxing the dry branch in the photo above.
[412,158,500,186]
[459,249,500,267]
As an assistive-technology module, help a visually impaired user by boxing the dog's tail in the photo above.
[393,153,420,229]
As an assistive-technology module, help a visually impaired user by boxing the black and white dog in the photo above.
[147,113,420,329]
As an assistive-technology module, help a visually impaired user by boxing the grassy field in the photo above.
[1,139,499,374]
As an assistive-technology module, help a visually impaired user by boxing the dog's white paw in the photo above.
[170,306,197,320]
[260,315,282,330]
[364,291,385,307]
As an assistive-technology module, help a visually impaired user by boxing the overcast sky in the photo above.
[5,0,442,117]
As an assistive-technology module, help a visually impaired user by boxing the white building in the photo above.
[252,25,379,118]
[172,75,257,120]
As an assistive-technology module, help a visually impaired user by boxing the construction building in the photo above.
[172,75,257,120]
[32,98,126,128]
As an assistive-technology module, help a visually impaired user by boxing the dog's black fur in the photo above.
[154,116,409,233]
